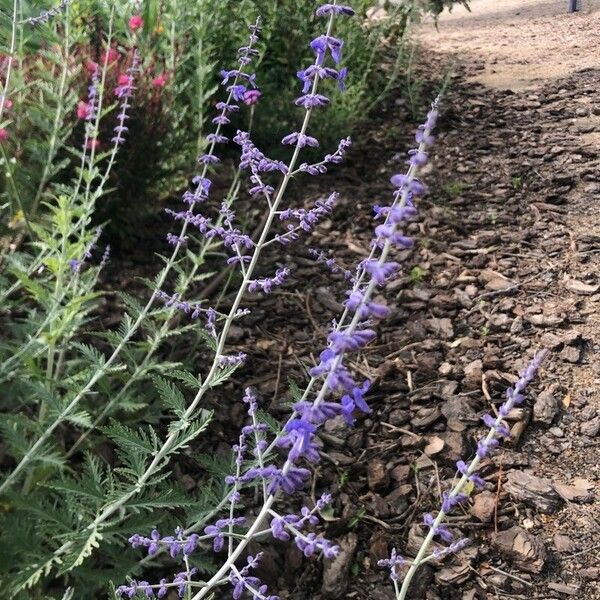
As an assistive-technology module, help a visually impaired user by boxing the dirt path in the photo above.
[421,0,600,90]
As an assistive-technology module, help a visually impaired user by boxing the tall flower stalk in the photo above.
[117,42,441,600]
[379,350,549,598]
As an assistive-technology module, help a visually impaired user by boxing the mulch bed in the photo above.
[103,56,600,600]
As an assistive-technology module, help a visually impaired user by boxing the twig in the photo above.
[487,565,533,587]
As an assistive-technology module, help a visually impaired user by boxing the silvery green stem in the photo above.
[262,127,434,459]
[396,434,491,600]
[83,47,327,532]
[30,1,72,218]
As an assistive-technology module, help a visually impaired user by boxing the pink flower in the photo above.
[243,89,262,106]
[0,128,8,142]
[152,73,168,88]
[3,98,13,110]
[129,15,143,31]
[86,138,100,150]
[117,74,130,86]
[101,48,120,65]
[77,100,91,119]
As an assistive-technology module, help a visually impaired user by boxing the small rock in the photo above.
[540,332,563,349]
[526,313,564,326]
[435,563,470,586]
[464,359,483,390]
[580,416,600,437]
[553,533,576,553]
[388,408,410,426]
[547,582,580,596]
[505,470,562,513]
[411,406,442,430]
[480,268,515,290]
[369,530,389,564]
[471,490,496,522]
[426,317,454,339]
[424,436,445,456]
[560,345,581,364]
[553,481,594,503]
[438,431,471,464]
[441,396,478,431]
[322,533,358,598]
[390,464,411,483]
[533,387,559,425]
[580,567,600,579]
[368,459,389,491]
[492,526,546,574]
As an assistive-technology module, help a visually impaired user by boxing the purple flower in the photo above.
[390,174,426,196]
[198,153,221,165]
[309,348,355,391]
[433,538,470,560]
[248,267,290,294]
[266,465,311,494]
[281,132,319,148]
[374,223,414,249]
[441,491,468,513]
[294,400,341,424]
[341,380,371,425]
[408,148,429,167]
[294,532,339,558]
[378,548,405,581]
[315,4,355,17]
[423,513,454,543]
[456,460,486,490]
[328,329,375,353]
[362,259,399,285]
[344,289,390,319]
[277,419,320,463]
[295,93,330,109]
[310,35,344,64]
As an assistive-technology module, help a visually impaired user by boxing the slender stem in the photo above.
[30,2,72,218]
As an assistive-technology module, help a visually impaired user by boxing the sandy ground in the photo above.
[420,0,600,90]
